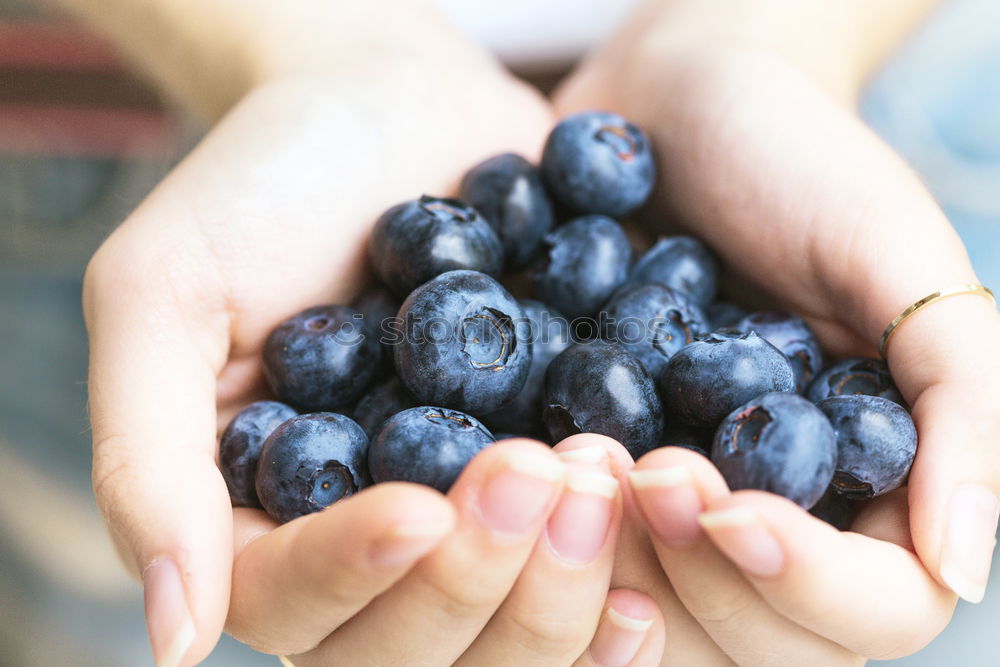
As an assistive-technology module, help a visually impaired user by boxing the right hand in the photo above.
[83,12,666,663]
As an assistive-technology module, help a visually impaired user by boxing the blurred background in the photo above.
[1,0,997,664]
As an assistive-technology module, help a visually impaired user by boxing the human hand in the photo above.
[554,2,1000,663]
[80,7,669,663]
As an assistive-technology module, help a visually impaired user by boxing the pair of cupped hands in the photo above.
[83,5,1000,666]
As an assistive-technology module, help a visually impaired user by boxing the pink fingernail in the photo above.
[698,508,785,578]
[588,606,653,667]
[478,451,565,534]
[941,483,999,603]
[628,467,703,546]
[143,558,195,667]
[546,468,618,562]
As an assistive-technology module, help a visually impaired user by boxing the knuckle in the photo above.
[502,608,589,658]
[684,584,759,626]
[418,565,497,618]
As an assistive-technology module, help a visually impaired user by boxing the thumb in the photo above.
[84,227,233,666]
[887,294,1000,603]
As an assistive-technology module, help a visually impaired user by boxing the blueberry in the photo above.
[218,401,297,508]
[482,300,572,437]
[737,311,823,392]
[395,270,531,414]
[256,413,370,524]
[541,111,655,216]
[660,421,715,458]
[368,195,503,297]
[533,215,632,320]
[602,282,707,378]
[817,395,917,498]
[805,358,905,406]
[809,486,866,530]
[460,153,556,271]
[626,236,718,307]
[351,285,402,378]
[369,406,495,492]
[544,340,663,459]
[712,392,837,508]
[705,301,749,331]
[659,330,795,428]
[263,305,381,411]
[352,376,418,439]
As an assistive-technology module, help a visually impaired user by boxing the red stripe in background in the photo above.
[0,104,176,158]
[0,21,123,71]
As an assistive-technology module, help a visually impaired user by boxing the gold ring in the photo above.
[879,284,996,358]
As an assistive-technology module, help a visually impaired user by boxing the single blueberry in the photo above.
[369,406,495,492]
[351,285,402,378]
[255,413,370,524]
[533,215,632,320]
[817,395,917,498]
[543,340,664,459]
[368,195,503,297]
[705,301,749,331]
[805,358,905,406]
[541,111,655,216]
[602,282,708,378]
[460,153,555,271]
[482,300,572,437]
[712,392,837,508]
[625,236,718,306]
[352,376,418,439]
[659,330,795,428]
[263,304,381,411]
[219,401,297,508]
[809,486,866,530]
[394,270,531,415]
[737,311,824,392]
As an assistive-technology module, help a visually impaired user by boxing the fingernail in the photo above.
[371,519,453,569]
[479,451,565,534]
[588,606,653,667]
[143,558,195,667]
[546,468,618,562]
[558,445,608,464]
[698,508,784,578]
[629,467,702,546]
[941,483,999,603]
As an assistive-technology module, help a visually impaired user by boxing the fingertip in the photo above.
[552,434,635,477]
[586,589,665,667]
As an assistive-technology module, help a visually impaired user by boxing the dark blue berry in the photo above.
[809,486,866,530]
[705,301,749,331]
[805,358,905,406]
[352,376,417,439]
[602,282,707,378]
[626,236,717,306]
[533,215,632,320]
[369,406,495,492]
[541,111,655,216]
[256,413,370,524]
[460,153,555,271]
[737,311,823,392]
[482,300,572,438]
[368,195,503,297]
[219,401,297,508]
[712,392,837,508]
[659,330,795,428]
[544,341,663,459]
[394,270,531,415]
[817,395,917,498]
[263,305,381,411]
[660,421,715,458]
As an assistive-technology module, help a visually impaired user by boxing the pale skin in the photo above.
[54,0,1000,664]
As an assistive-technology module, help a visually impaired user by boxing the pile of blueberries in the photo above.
[220,111,917,529]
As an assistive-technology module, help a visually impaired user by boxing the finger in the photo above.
[628,447,861,666]
[575,589,666,667]
[700,491,956,659]
[457,452,622,664]
[886,298,1000,604]
[557,435,736,666]
[226,484,455,654]
[293,439,566,665]
[84,230,233,667]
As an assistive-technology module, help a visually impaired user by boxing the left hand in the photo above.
[553,5,1000,664]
